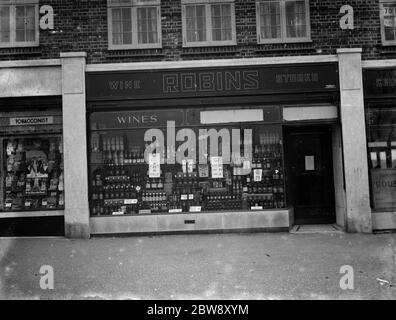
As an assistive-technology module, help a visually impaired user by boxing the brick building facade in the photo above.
[0,0,396,238]
[0,0,393,63]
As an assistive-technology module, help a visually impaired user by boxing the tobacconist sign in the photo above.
[86,63,339,101]
[9,116,54,126]
[363,68,396,98]
[371,169,396,209]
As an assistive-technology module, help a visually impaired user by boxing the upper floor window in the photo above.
[181,0,236,47]
[256,0,310,44]
[107,0,162,50]
[380,1,396,46]
[0,0,39,48]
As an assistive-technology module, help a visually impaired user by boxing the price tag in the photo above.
[232,154,242,166]
[169,208,183,213]
[149,153,161,178]
[198,164,209,178]
[189,206,202,213]
[243,159,251,170]
[254,169,263,182]
[124,199,138,205]
[112,211,124,216]
[42,200,48,206]
[181,159,187,174]
[251,206,263,210]
[181,194,188,201]
[188,194,194,200]
[187,159,194,174]
[211,156,223,178]
[25,201,31,207]
[5,203,12,208]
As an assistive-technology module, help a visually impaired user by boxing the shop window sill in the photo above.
[0,47,42,57]
[0,210,64,219]
[91,207,291,218]
[106,49,165,59]
[254,43,316,54]
[380,46,396,55]
[181,46,238,57]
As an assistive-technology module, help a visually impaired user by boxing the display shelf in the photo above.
[1,136,65,213]
[26,176,49,179]
[89,130,286,217]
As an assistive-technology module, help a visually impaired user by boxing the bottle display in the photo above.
[89,130,286,216]
[1,137,65,212]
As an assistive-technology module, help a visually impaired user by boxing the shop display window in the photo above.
[0,136,64,212]
[89,110,286,216]
[366,104,396,210]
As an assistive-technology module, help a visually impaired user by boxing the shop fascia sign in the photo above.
[39,5,355,31]
[10,116,54,126]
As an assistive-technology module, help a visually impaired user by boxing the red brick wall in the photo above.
[0,0,392,63]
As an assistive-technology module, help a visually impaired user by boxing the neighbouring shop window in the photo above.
[88,109,286,217]
[1,136,65,212]
[256,0,310,44]
[107,0,162,50]
[366,104,396,210]
[0,0,39,48]
[181,0,236,47]
[380,0,396,46]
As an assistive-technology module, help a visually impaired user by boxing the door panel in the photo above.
[286,127,336,224]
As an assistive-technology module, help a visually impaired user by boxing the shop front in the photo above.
[85,62,341,236]
[0,97,65,237]
[363,67,396,231]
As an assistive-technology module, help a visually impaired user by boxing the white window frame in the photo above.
[256,0,311,44]
[380,0,396,46]
[107,0,162,50]
[182,0,236,47]
[0,0,39,48]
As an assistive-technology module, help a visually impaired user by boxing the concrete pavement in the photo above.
[0,232,395,300]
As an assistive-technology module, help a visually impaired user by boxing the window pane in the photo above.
[112,9,122,45]
[2,137,65,213]
[260,2,281,40]
[15,5,36,42]
[16,6,26,42]
[112,7,132,45]
[285,0,307,38]
[211,4,232,41]
[0,6,10,43]
[366,106,396,209]
[383,5,396,41]
[186,5,206,42]
[26,30,35,42]
[88,112,286,217]
[26,6,36,41]
[138,7,158,44]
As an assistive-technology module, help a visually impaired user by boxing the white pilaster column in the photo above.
[61,52,90,239]
[337,48,372,233]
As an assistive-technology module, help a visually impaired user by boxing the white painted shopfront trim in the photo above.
[0,210,64,219]
[362,59,396,69]
[0,59,61,68]
[372,211,396,231]
[90,208,293,235]
[86,55,338,72]
[0,59,62,97]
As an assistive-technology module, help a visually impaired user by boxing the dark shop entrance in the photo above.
[284,125,336,225]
